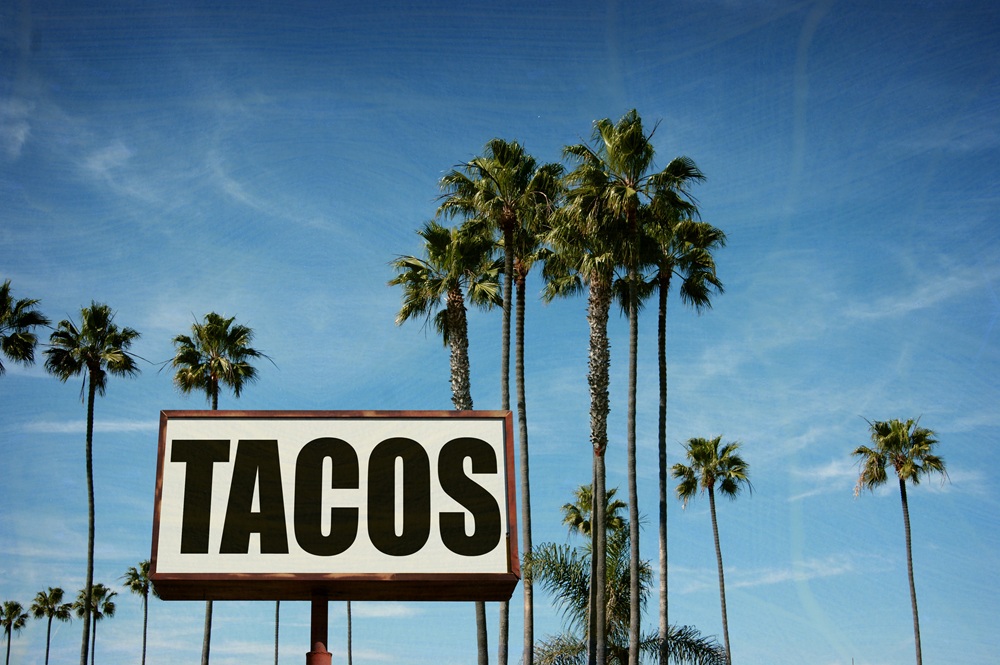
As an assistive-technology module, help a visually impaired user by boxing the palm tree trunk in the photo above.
[587,275,611,665]
[498,228,513,665]
[657,270,671,665]
[899,479,922,665]
[201,600,212,665]
[45,616,53,665]
[626,270,640,665]
[274,600,280,665]
[516,274,534,665]
[90,617,97,665]
[141,596,148,665]
[80,374,97,665]
[346,600,352,665]
[7,630,12,665]
[476,602,489,665]
[708,487,731,664]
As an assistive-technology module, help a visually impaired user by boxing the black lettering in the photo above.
[294,437,359,556]
[220,440,289,554]
[438,437,501,556]
[171,439,230,554]
[367,437,430,556]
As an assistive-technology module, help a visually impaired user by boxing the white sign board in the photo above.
[150,410,519,601]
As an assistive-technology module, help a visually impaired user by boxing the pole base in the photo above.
[306,642,332,665]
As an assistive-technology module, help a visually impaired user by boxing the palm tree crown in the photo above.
[2,600,29,665]
[170,312,267,410]
[44,302,141,395]
[0,279,50,375]
[673,437,752,506]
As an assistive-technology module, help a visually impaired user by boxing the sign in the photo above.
[150,410,519,601]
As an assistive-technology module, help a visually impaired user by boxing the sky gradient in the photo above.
[2,1,999,664]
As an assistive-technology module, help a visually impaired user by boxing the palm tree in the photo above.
[530,485,726,665]
[672,437,751,665]
[0,279,50,375]
[564,110,707,665]
[646,215,725,664]
[30,587,73,665]
[44,302,140,665]
[73,584,115,665]
[1,600,29,665]
[122,560,158,665]
[170,311,268,665]
[853,418,946,665]
[439,141,563,665]
[390,218,501,665]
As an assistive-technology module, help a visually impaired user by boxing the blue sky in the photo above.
[2,0,998,663]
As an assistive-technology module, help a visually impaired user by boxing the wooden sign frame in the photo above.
[150,410,519,601]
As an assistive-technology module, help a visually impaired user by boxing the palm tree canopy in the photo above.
[74,585,116,622]
[170,312,267,404]
[44,302,141,396]
[122,560,160,601]
[853,418,947,494]
[389,219,502,343]
[0,279,51,374]
[1,601,29,636]
[30,588,72,623]
[561,484,628,539]
[672,436,752,505]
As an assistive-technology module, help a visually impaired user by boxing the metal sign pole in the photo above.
[306,593,331,665]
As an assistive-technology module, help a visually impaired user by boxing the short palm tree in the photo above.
[1,600,29,665]
[122,560,159,665]
[44,302,140,665]
[853,418,946,665]
[672,437,751,665]
[170,311,268,665]
[0,278,50,375]
[30,587,73,665]
[530,485,726,665]
[390,218,500,665]
[73,584,115,665]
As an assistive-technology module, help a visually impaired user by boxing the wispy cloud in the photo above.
[0,97,32,160]
[23,418,158,434]
[789,457,858,501]
[351,601,420,619]
[728,554,856,589]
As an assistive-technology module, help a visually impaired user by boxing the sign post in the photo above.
[150,410,518,661]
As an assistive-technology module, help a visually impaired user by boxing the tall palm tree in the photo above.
[73,584,115,665]
[530,485,726,665]
[0,278,50,375]
[170,311,268,665]
[543,204,618,665]
[646,215,725,665]
[30,587,73,665]
[672,437,751,665]
[122,560,158,665]
[565,110,707,665]
[390,218,501,665]
[439,141,565,665]
[853,418,946,665]
[44,302,140,665]
[1,600,29,665]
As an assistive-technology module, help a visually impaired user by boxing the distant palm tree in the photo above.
[672,437,751,665]
[73,585,116,665]
[1,600,29,665]
[0,278,50,375]
[30,587,73,665]
[530,485,726,665]
[170,311,269,665]
[44,302,140,665]
[439,141,563,665]
[390,218,500,665]
[853,418,947,665]
[122,560,158,665]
